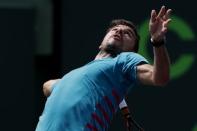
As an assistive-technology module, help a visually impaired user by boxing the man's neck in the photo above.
[95,51,112,60]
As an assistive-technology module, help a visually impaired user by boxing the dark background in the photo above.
[0,0,196,130]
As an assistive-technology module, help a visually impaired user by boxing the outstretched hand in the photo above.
[149,6,172,42]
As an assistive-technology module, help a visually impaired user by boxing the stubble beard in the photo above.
[105,42,122,57]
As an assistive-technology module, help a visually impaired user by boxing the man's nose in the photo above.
[115,29,123,35]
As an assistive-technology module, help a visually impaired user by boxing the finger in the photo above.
[162,27,168,35]
[151,10,157,22]
[163,19,171,27]
[157,6,166,18]
[163,9,172,20]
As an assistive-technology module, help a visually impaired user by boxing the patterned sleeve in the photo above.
[121,52,149,83]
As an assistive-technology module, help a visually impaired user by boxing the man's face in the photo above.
[99,25,136,55]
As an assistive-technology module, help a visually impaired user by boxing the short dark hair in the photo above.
[106,19,140,52]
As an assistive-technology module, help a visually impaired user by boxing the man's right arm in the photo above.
[43,79,60,97]
[137,6,171,87]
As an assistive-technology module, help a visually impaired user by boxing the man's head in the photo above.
[99,19,140,56]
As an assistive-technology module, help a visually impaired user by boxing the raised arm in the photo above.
[137,6,172,86]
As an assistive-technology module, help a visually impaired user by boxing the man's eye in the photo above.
[124,32,130,35]
[112,28,117,31]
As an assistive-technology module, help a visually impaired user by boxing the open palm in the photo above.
[149,6,172,42]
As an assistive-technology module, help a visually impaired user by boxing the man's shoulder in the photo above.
[117,52,148,64]
[118,52,143,58]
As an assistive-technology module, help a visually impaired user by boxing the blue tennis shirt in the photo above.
[36,52,148,131]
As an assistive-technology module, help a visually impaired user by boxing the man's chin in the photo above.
[105,44,122,57]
